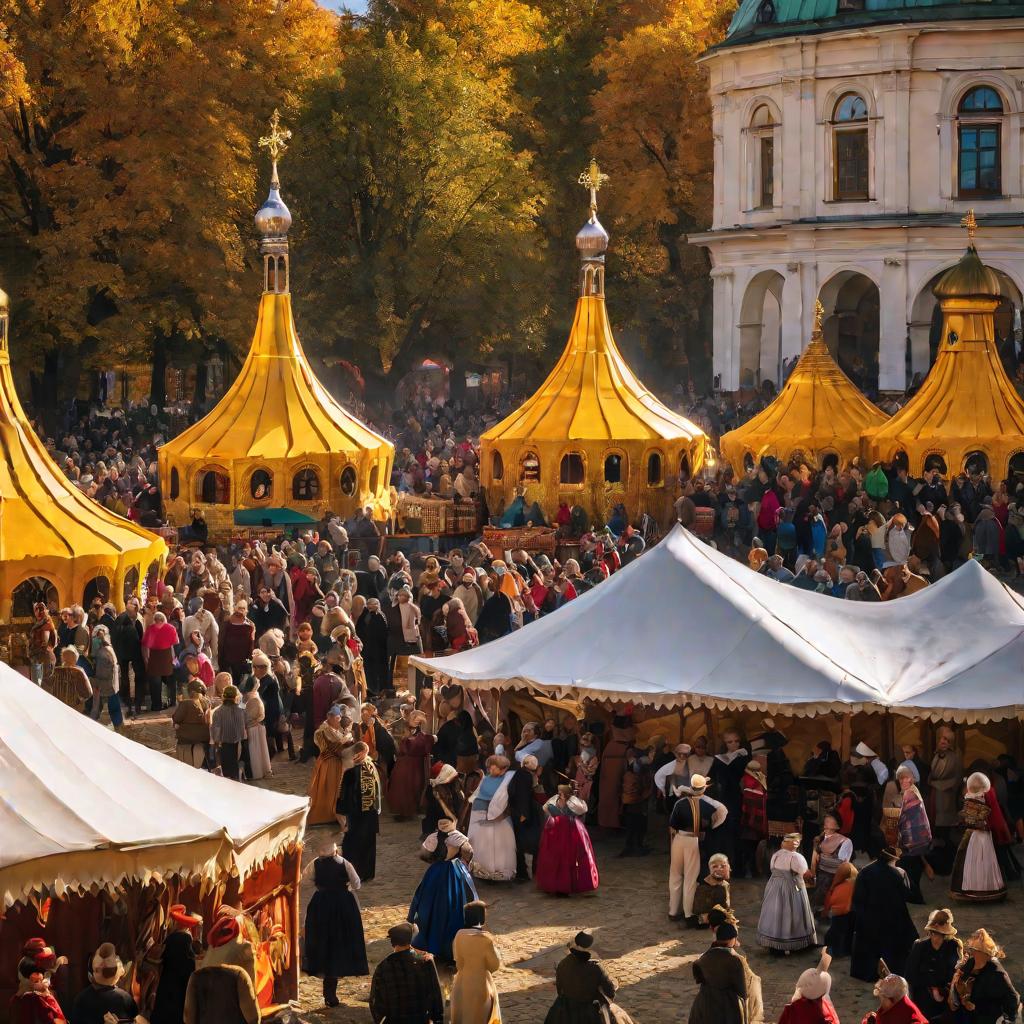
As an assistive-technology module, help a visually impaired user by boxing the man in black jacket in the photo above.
[111,597,145,715]
[368,922,443,1024]
[507,754,543,882]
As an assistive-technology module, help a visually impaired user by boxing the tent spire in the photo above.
[255,109,293,294]
[575,157,610,298]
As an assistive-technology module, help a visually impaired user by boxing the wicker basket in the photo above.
[767,819,800,839]
[483,526,557,555]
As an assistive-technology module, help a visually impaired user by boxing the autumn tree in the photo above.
[288,9,547,396]
[590,0,733,389]
[0,0,336,419]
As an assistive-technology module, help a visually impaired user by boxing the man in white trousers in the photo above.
[667,773,727,925]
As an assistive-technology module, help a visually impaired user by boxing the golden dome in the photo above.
[933,246,1001,301]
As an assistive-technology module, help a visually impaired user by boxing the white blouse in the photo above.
[770,848,809,874]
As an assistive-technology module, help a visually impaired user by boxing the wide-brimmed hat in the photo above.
[925,909,957,936]
[854,741,877,759]
[568,929,594,954]
[169,904,203,928]
[966,928,1004,958]
[207,916,241,948]
[879,845,902,862]
[689,774,708,792]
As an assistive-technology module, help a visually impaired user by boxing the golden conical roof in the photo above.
[862,235,1024,475]
[720,314,887,470]
[160,291,391,462]
[482,295,707,446]
[0,306,165,618]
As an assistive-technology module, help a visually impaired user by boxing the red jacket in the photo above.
[863,996,928,1024]
[9,990,66,1024]
[779,996,840,1024]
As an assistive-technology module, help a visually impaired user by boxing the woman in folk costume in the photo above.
[451,901,502,1024]
[544,930,637,1024]
[423,762,467,835]
[951,772,1007,902]
[757,832,816,953]
[467,756,517,882]
[308,705,354,826]
[535,786,599,896]
[778,952,840,1024]
[151,904,202,1024]
[387,710,433,818]
[807,813,853,915]
[408,819,479,965]
[894,764,932,903]
[241,666,272,781]
[302,847,368,1008]
[336,741,382,882]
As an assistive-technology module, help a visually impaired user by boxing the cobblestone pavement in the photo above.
[254,755,1023,1024]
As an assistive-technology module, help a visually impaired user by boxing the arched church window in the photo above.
[491,451,504,482]
[958,86,1003,199]
[604,453,623,484]
[560,453,585,485]
[832,93,869,201]
[520,451,540,484]
[340,466,358,496]
[647,452,663,486]
[197,468,230,504]
[750,105,777,209]
[250,468,273,500]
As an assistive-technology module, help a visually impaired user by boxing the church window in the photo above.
[647,452,662,485]
[832,93,869,201]
[604,453,623,484]
[340,466,358,496]
[250,468,273,500]
[750,105,777,209]
[958,87,1003,199]
[292,467,321,501]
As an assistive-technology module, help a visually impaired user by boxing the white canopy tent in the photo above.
[413,525,1024,723]
[0,662,308,908]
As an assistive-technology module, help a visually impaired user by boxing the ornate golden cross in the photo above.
[259,109,292,183]
[961,208,977,244]
[578,157,609,215]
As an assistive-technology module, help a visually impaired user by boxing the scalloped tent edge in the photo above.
[413,525,1024,724]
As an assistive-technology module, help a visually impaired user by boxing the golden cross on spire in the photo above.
[259,109,292,185]
[813,299,825,336]
[961,208,978,245]
[578,157,609,216]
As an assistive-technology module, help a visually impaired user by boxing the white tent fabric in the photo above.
[0,663,307,907]
[413,525,1024,723]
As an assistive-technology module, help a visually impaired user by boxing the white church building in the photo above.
[690,0,1024,394]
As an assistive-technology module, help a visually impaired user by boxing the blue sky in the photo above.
[320,0,366,11]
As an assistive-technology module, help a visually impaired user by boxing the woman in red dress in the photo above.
[387,711,433,818]
[535,786,599,896]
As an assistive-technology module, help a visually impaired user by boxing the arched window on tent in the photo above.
[749,104,777,209]
[83,574,110,608]
[964,450,989,476]
[169,467,179,500]
[560,453,585,485]
[197,468,230,504]
[958,86,1004,199]
[822,451,840,473]
[340,466,358,496]
[647,452,663,486]
[832,92,869,201]
[250,468,273,500]
[923,453,948,476]
[12,577,58,621]
[292,467,321,501]
[604,453,623,485]
[369,464,380,495]
[1008,451,1024,485]
[520,451,540,484]
[122,566,140,604]
[679,453,691,483]
[491,451,504,482]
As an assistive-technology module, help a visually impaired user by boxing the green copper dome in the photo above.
[724,0,1024,47]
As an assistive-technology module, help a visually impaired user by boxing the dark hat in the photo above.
[569,929,594,953]
[388,922,416,947]
[879,845,902,862]
[716,923,739,942]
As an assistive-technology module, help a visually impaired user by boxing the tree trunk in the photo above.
[150,335,168,409]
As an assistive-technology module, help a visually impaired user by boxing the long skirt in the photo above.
[535,816,600,896]
[467,808,517,882]
[302,887,368,978]
[247,723,272,780]
[756,867,816,951]
[388,752,426,817]
[408,859,478,963]
[308,754,346,826]
[823,912,854,958]
[951,828,1006,901]
[341,809,378,882]
[810,867,837,915]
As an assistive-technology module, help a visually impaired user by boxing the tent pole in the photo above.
[840,712,852,762]
[287,845,301,1002]
[678,706,687,747]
